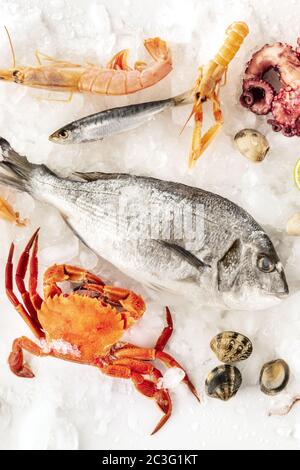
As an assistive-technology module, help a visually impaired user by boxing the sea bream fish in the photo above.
[0,137,288,310]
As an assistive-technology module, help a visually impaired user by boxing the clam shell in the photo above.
[205,365,242,401]
[260,359,290,396]
[210,331,253,363]
[287,213,300,236]
[234,129,269,162]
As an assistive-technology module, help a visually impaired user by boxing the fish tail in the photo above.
[173,89,193,106]
[0,137,35,192]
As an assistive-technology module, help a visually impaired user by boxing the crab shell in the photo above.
[38,293,128,362]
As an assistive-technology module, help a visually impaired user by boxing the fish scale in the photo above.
[0,137,289,310]
[49,93,191,144]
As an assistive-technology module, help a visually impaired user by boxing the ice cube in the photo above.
[79,249,99,270]
[158,367,185,390]
[40,237,79,265]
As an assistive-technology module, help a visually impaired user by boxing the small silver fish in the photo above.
[49,91,191,144]
[0,138,289,310]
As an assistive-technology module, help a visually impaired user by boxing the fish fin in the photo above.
[72,171,122,182]
[61,215,100,258]
[158,240,211,271]
[0,137,36,192]
[143,280,170,293]
[217,239,242,291]
[72,171,105,182]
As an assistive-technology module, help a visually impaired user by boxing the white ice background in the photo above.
[0,0,299,450]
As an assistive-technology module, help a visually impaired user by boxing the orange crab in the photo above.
[5,229,199,434]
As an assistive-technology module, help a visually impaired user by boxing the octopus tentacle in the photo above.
[271,88,300,136]
[240,78,275,114]
[240,38,300,137]
[244,42,300,89]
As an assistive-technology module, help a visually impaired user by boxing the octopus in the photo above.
[240,38,300,137]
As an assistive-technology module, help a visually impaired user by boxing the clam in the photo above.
[259,359,290,396]
[287,213,300,236]
[210,331,253,363]
[205,365,242,401]
[234,128,269,162]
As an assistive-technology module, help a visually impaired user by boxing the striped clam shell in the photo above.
[210,331,253,363]
[205,365,242,401]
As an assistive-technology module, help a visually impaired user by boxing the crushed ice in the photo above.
[0,0,299,451]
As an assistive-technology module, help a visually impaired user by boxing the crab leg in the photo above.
[15,228,42,321]
[5,243,44,339]
[113,308,199,401]
[114,345,199,401]
[132,372,172,435]
[101,362,172,434]
[154,307,173,351]
[28,231,44,310]
[156,350,200,401]
[8,336,49,378]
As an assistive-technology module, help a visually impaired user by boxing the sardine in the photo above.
[0,137,289,310]
[49,90,191,144]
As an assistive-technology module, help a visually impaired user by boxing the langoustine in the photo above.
[0,36,172,96]
[240,38,300,136]
[186,21,249,167]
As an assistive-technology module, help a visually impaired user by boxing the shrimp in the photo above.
[0,34,172,96]
[186,22,249,167]
[0,197,26,226]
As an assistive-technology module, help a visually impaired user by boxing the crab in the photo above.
[5,229,199,434]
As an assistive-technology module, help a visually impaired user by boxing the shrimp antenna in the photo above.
[180,107,195,135]
[4,26,16,68]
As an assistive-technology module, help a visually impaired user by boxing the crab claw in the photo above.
[8,349,35,378]
[103,286,146,320]
[151,389,172,435]
[131,372,172,435]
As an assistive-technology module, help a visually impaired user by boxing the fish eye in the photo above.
[257,255,275,273]
[59,130,69,139]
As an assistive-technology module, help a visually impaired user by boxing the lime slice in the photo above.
[294,158,300,190]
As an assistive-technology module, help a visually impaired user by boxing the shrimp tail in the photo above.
[144,37,171,63]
